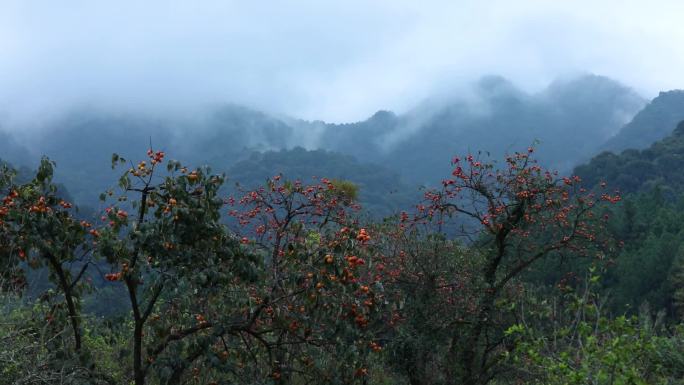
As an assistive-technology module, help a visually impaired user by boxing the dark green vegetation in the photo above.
[225,148,416,217]
[4,74,684,384]
[566,121,684,319]
[602,90,684,152]
[577,120,684,196]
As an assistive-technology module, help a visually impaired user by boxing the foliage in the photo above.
[4,146,684,385]
[0,291,115,385]
[1,149,393,384]
[575,120,684,197]
[372,149,618,385]
[226,173,389,383]
[508,273,684,385]
[528,189,684,317]
[1,157,94,354]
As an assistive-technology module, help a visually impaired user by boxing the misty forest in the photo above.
[4,2,684,385]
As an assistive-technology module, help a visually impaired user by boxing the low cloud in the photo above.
[1,0,683,127]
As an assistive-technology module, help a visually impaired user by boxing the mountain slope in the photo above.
[602,90,684,152]
[226,147,416,217]
[311,74,644,183]
[575,120,684,196]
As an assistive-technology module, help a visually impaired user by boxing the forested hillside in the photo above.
[576,120,684,196]
[225,148,416,217]
[553,119,684,318]
[602,90,684,152]
[6,0,684,383]
[5,76,684,385]
[4,143,684,384]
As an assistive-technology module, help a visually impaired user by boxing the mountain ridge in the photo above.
[0,74,649,207]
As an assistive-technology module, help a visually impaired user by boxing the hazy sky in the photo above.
[2,0,684,124]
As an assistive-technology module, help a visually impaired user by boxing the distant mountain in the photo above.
[314,109,400,164]
[0,130,31,167]
[602,90,684,152]
[306,74,645,183]
[575,120,684,196]
[23,111,176,205]
[1,111,417,215]
[8,105,298,205]
[173,104,299,165]
[0,74,647,207]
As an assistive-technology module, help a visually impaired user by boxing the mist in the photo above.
[7,4,684,383]
[2,0,684,128]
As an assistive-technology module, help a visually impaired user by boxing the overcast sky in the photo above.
[2,0,684,124]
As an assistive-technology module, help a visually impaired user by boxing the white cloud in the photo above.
[1,0,684,125]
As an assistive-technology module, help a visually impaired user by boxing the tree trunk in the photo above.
[46,254,82,351]
[134,320,145,385]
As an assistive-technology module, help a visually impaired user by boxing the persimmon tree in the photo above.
[1,145,629,385]
[371,222,477,385]
[1,150,391,385]
[95,151,389,384]
[226,176,389,383]
[379,150,619,385]
[0,158,95,354]
[96,150,262,385]
[0,163,24,292]
[0,158,123,384]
